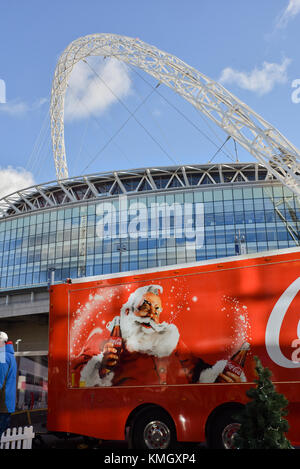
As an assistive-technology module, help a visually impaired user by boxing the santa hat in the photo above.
[0,331,8,343]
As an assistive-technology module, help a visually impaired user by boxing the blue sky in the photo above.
[0,0,300,198]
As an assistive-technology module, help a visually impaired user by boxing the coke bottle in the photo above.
[99,316,123,378]
[109,316,123,356]
[216,342,250,383]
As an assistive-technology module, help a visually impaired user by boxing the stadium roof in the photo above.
[0,162,277,219]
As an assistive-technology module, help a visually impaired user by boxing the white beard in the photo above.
[120,313,179,358]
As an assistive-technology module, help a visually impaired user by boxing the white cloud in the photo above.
[219,58,291,95]
[0,100,29,116]
[276,0,300,28]
[64,57,132,121]
[0,97,48,117]
[0,166,35,199]
[32,97,48,109]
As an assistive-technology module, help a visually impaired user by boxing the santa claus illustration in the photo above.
[71,285,247,387]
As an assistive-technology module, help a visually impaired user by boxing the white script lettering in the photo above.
[265,277,300,368]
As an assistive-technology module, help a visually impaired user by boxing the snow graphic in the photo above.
[69,288,123,358]
[163,277,193,324]
[221,295,252,356]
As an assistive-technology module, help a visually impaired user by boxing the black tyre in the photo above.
[207,407,242,449]
[130,407,176,450]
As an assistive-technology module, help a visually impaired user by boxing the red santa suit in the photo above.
[71,328,228,387]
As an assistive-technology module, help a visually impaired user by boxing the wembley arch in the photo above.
[50,33,300,196]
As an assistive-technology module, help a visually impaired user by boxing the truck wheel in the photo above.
[207,408,241,449]
[130,408,176,449]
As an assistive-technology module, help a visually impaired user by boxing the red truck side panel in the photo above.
[48,250,300,444]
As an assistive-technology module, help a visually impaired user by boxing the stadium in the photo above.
[0,34,299,415]
[0,161,299,348]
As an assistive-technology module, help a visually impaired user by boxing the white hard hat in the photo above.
[0,331,8,342]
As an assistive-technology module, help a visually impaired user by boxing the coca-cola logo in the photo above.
[265,277,300,369]
[226,361,242,377]
[111,337,122,348]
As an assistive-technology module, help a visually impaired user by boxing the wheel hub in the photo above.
[222,423,241,449]
[144,420,171,449]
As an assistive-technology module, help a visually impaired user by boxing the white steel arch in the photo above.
[50,33,300,196]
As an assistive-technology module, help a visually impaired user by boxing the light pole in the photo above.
[48,267,56,290]
[15,339,22,352]
[116,244,127,272]
[234,231,246,255]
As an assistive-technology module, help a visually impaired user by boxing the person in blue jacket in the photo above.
[0,331,17,438]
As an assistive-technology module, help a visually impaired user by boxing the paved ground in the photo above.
[32,431,206,450]
[32,432,300,451]
[32,433,127,450]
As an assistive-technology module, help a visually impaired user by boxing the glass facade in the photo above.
[0,182,299,290]
[15,353,48,411]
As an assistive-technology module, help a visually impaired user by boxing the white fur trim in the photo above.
[125,322,179,357]
[80,353,114,387]
[198,360,227,384]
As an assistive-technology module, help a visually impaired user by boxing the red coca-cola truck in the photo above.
[47,247,300,448]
